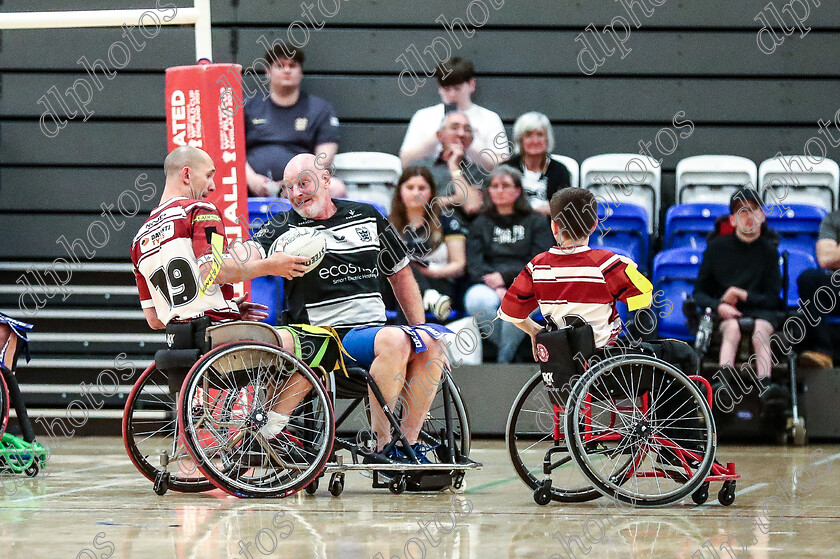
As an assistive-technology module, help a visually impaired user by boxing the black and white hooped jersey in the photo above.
[249,200,409,334]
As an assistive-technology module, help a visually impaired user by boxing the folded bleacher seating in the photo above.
[675,155,757,205]
[758,156,840,211]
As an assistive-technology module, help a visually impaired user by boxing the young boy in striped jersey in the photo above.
[498,187,653,351]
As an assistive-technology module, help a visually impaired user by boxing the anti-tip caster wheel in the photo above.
[24,462,39,478]
[718,480,736,506]
[388,474,406,495]
[154,471,170,496]
[305,477,319,495]
[533,479,552,506]
[329,473,345,497]
[790,417,807,446]
[451,471,465,492]
[692,482,710,505]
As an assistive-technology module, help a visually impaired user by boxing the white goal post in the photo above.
[0,0,212,61]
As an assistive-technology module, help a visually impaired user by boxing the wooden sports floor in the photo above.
[1,438,838,558]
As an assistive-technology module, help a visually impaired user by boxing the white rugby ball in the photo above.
[268,227,327,274]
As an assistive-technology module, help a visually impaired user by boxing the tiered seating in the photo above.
[782,249,817,308]
[591,203,649,271]
[765,204,826,256]
[675,155,757,204]
[759,156,840,211]
[332,152,402,211]
[652,248,703,340]
[664,203,729,249]
[580,153,660,235]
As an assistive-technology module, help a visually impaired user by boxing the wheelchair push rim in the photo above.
[122,363,214,493]
[565,355,717,507]
[179,342,335,498]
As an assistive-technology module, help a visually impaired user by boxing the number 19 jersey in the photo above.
[130,197,241,325]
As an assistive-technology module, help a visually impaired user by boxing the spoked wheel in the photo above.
[565,355,716,507]
[506,372,600,503]
[179,342,334,498]
[416,373,471,463]
[0,372,9,439]
[122,364,213,493]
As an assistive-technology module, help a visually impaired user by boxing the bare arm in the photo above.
[143,307,165,330]
[199,240,308,285]
[816,239,840,270]
[314,142,338,170]
[387,265,426,325]
[245,162,275,197]
[425,237,466,279]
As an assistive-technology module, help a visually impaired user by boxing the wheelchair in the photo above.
[506,321,740,507]
[123,317,478,498]
[0,313,49,478]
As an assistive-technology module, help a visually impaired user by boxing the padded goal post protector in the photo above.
[165,63,250,298]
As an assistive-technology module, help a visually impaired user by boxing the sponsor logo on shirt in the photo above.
[251,118,267,125]
[493,225,526,244]
[140,222,174,254]
[355,227,372,243]
[330,116,340,127]
[193,213,221,223]
[333,234,347,243]
[295,117,308,131]
[346,209,358,218]
[318,262,379,282]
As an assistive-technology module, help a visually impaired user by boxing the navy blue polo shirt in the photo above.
[244,91,340,180]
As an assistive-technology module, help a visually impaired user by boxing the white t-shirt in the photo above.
[400,103,509,162]
[522,167,548,208]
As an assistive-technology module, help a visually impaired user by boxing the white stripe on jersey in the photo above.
[532,266,608,283]
[306,293,386,328]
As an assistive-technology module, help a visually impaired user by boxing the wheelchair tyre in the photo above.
[179,342,334,498]
[506,372,601,503]
[123,364,214,493]
[418,373,471,463]
[0,372,9,439]
[565,355,716,507]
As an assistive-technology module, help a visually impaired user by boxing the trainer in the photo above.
[247,154,448,463]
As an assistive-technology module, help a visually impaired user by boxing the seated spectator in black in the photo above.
[465,166,555,363]
[794,210,840,369]
[694,188,781,379]
[244,46,346,197]
[388,166,467,321]
[409,112,485,216]
[400,57,508,170]
[504,112,571,216]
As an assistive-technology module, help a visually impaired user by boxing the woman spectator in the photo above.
[505,112,571,216]
[389,166,467,320]
[465,166,555,362]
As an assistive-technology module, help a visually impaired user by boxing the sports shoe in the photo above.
[423,289,452,321]
[264,430,310,466]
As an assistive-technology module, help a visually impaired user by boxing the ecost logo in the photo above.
[318,262,378,280]
[140,222,174,253]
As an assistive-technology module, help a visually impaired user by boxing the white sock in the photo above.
[258,411,291,439]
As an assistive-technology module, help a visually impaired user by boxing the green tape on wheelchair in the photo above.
[0,433,48,474]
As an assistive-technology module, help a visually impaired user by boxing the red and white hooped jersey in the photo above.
[130,197,241,325]
[499,245,653,347]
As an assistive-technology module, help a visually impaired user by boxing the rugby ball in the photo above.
[268,227,327,274]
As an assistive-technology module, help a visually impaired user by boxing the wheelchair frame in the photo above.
[508,351,741,507]
[123,320,480,498]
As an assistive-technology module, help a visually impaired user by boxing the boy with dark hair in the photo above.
[498,188,653,349]
[400,57,508,170]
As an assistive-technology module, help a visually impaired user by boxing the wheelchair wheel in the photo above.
[179,342,334,498]
[122,364,213,493]
[506,372,600,503]
[417,372,471,461]
[565,355,716,507]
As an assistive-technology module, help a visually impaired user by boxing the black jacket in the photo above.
[505,154,571,202]
[466,211,555,286]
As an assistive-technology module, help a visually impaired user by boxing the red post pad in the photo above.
[165,63,249,298]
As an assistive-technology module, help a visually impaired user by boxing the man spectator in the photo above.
[400,57,508,170]
[244,46,345,197]
[408,111,485,216]
[795,210,840,369]
[246,154,449,463]
[693,188,781,380]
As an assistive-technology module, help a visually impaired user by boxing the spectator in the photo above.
[465,166,555,362]
[409,112,485,216]
[389,166,467,321]
[504,112,571,216]
[794,210,840,369]
[400,57,508,170]
[244,46,346,197]
[693,188,781,379]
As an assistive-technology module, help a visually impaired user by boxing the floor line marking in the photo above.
[3,479,126,503]
[732,482,768,496]
[811,451,840,467]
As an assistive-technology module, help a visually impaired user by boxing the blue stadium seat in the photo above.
[664,203,729,250]
[594,203,649,270]
[782,249,817,308]
[247,197,292,236]
[765,204,826,257]
[250,275,285,326]
[652,248,704,340]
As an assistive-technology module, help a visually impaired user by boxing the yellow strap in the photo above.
[624,263,653,311]
[290,323,353,377]
[199,231,225,295]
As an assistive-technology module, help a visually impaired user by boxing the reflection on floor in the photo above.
[0,438,838,559]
